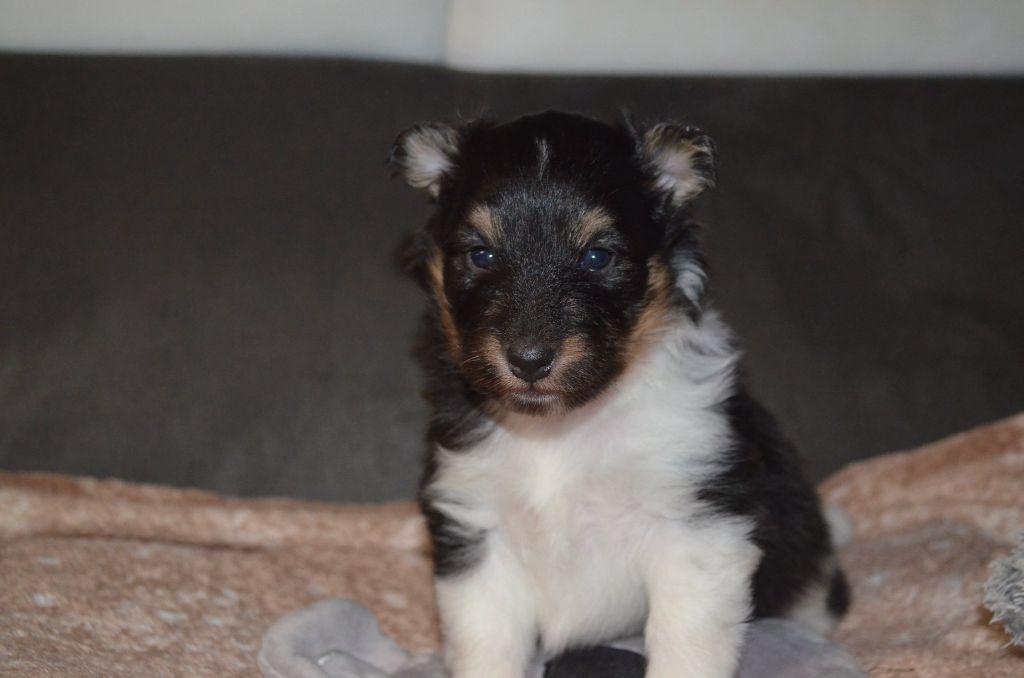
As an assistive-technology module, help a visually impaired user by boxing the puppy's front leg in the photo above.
[643,523,760,678]
[436,535,536,678]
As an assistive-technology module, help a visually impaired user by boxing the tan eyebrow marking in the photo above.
[467,204,501,242]
[573,206,615,246]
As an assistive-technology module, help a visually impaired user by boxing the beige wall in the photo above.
[1,0,1021,74]
[446,0,1024,74]
[0,0,449,62]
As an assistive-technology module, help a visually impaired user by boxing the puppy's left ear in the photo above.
[640,123,717,208]
[390,123,460,199]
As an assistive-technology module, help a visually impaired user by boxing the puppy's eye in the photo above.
[468,247,497,270]
[580,248,613,271]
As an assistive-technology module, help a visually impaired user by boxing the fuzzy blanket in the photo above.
[2,414,1023,677]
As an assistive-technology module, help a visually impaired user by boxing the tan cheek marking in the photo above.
[626,259,674,360]
[479,335,521,391]
[573,207,615,248]
[470,336,518,420]
[467,205,500,242]
[546,335,588,389]
[558,335,588,368]
[426,247,463,362]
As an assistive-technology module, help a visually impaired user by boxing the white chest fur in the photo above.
[428,315,742,654]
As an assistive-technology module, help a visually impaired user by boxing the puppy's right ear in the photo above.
[390,123,460,199]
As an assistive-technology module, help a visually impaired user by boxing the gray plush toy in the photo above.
[258,599,867,678]
[985,533,1024,647]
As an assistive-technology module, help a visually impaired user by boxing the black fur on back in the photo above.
[700,385,847,619]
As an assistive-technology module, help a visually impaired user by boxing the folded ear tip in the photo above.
[391,122,460,197]
[641,121,718,207]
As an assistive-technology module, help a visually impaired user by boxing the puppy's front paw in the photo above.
[435,546,535,678]
[643,525,756,678]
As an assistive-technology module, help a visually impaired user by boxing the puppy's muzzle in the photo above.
[506,341,556,384]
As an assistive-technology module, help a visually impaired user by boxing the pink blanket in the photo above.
[3,414,1023,676]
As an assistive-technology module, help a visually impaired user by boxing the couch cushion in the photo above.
[1,55,1021,498]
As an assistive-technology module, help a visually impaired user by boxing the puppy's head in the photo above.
[392,111,716,415]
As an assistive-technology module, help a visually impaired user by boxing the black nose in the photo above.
[506,343,556,383]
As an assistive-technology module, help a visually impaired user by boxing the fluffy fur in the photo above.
[392,111,848,678]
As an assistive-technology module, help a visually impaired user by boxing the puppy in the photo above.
[391,111,849,678]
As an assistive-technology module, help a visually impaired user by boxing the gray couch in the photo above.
[1,54,1021,501]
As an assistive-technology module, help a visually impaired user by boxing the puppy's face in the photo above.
[393,112,715,415]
